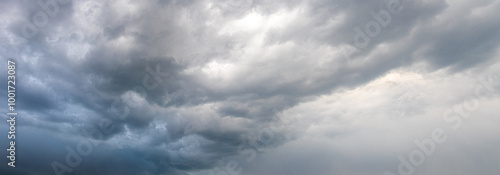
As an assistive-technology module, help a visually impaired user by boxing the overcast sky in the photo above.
[1,0,500,175]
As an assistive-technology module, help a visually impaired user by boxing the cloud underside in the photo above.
[0,0,500,174]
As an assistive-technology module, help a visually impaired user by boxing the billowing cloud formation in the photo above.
[0,0,500,175]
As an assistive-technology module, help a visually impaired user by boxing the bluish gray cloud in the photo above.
[1,0,500,175]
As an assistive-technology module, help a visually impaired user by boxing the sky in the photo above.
[0,0,500,175]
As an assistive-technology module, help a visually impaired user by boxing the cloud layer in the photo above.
[1,0,500,174]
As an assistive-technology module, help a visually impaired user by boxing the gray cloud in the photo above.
[1,0,500,174]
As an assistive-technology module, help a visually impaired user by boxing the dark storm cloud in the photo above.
[1,0,500,174]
